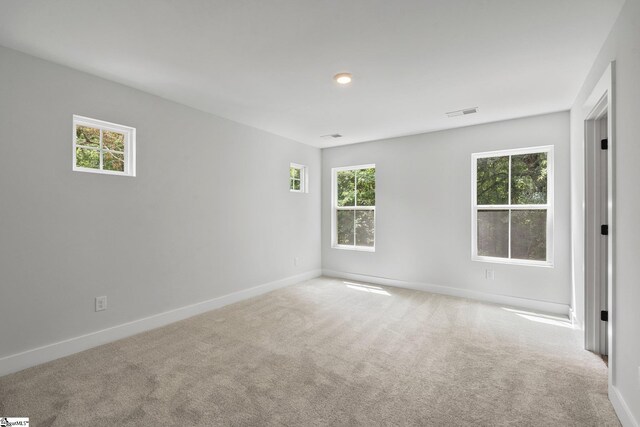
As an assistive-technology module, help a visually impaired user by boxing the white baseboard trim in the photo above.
[322,269,570,316]
[610,385,639,427]
[0,269,322,378]
[569,307,581,329]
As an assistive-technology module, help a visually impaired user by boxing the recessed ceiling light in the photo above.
[334,73,352,85]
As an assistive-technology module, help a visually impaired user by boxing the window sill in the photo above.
[73,166,135,177]
[472,256,553,268]
[332,244,375,252]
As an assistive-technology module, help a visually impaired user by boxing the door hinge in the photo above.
[601,138,608,150]
[601,310,608,322]
[601,224,609,235]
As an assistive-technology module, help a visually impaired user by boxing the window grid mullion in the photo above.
[352,210,357,246]
[335,206,375,211]
[99,129,104,171]
[123,133,128,174]
[475,204,549,209]
[354,171,358,206]
[508,155,512,260]
[353,173,358,244]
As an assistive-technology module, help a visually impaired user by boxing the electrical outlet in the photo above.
[294,257,300,266]
[95,296,107,312]
[485,269,495,280]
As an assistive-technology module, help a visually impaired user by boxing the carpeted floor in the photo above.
[0,277,619,426]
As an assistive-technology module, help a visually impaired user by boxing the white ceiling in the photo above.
[0,0,624,147]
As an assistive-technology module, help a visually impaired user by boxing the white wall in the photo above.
[322,112,572,311]
[0,46,321,360]
[570,0,640,423]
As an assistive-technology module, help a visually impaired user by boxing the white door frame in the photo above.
[584,97,608,355]
[582,62,615,388]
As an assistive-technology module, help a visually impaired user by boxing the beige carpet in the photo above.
[0,277,619,426]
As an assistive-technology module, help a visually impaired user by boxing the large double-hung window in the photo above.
[332,165,376,251]
[472,146,553,266]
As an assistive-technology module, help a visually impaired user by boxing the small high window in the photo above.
[472,146,553,266]
[332,164,376,251]
[73,115,136,176]
[290,163,307,192]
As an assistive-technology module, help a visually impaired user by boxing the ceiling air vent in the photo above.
[446,107,478,118]
[321,133,343,139]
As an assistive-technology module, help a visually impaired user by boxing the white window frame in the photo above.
[73,115,136,177]
[331,164,376,252]
[290,163,308,193]
[471,146,554,267]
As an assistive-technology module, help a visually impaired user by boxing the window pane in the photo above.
[103,131,125,152]
[356,168,375,206]
[75,147,100,169]
[290,167,300,179]
[291,179,300,191]
[355,210,375,247]
[76,126,100,148]
[104,151,125,172]
[337,210,354,245]
[337,170,355,207]
[511,210,547,261]
[511,152,547,204]
[477,210,509,258]
[476,156,509,205]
